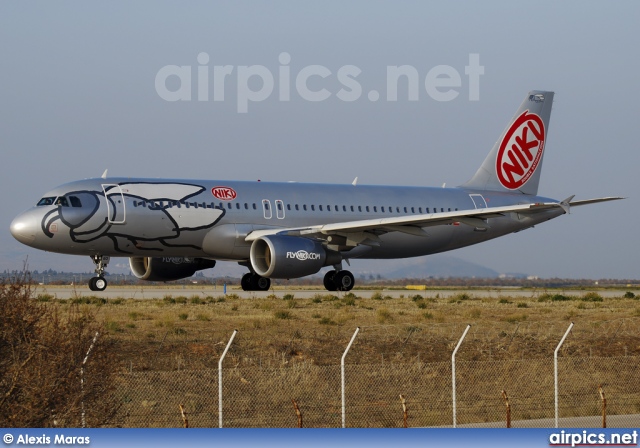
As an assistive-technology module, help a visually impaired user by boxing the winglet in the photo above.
[101,169,108,179]
[559,195,575,214]
[352,177,358,186]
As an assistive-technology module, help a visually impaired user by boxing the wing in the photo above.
[245,196,624,248]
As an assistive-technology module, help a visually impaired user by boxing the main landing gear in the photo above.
[323,270,355,292]
[89,255,110,292]
[241,273,271,291]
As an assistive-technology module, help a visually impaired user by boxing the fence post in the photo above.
[599,384,606,428]
[555,322,573,428]
[501,390,511,428]
[81,331,99,428]
[219,329,237,428]
[341,327,360,428]
[452,325,471,428]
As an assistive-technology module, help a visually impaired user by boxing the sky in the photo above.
[1,1,638,279]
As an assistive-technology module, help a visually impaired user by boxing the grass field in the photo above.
[28,286,640,427]
[36,286,640,370]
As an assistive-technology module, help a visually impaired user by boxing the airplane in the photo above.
[10,91,622,292]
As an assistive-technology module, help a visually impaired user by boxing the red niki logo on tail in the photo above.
[496,110,545,189]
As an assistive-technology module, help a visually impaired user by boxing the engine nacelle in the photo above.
[250,235,340,279]
[129,257,216,282]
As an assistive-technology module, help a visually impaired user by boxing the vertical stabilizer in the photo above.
[461,91,554,195]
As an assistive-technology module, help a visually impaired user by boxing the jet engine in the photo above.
[129,257,216,282]
[249,235,341,278]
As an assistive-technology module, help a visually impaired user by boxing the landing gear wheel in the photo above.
[323,270,338,291]
[89,276,107,292]
[334,270,355,292]
[241,273,271,291]
[241,273,253,291]
[89,255,110,291]
[253,276,271,291]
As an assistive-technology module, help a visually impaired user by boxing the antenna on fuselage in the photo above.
[101,169,108,179]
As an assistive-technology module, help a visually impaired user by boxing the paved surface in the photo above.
[453,414,640,428]
[33,284,632,300]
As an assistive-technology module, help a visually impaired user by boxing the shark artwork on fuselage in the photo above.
[40,182,225,252]
[10,91,623,292]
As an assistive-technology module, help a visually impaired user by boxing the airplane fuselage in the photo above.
[11,177,562,261]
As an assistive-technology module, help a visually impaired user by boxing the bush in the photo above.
[0,273,119,427]
[274,310,292,320]
[581,292,603,302]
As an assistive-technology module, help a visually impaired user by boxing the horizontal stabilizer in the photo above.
[568,197,625,207]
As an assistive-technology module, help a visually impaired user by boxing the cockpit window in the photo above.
[68,196,82,207]
[37,197,56,206]
[55,197,69,207]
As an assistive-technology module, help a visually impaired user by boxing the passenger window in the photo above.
[403,207,408,213]
[419,207,423,213]
[366,206,370,212]
[303,205,307,211]
[319,205,323,211]
[350,206,354,212]
[411,207,415,213]
[311,205,315,211]
[287,204,291,211]
[358,206,362,212]
[373,206,377,212]
[244,203,249,210]
[343,205,347,212]
[295,204,299,211]
[253,203,257,210]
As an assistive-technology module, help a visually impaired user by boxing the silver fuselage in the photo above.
[10,177,562,262]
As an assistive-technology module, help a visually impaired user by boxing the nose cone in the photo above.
[10,211,39,246]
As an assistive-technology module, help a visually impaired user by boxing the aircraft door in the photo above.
[262,199,272,219]
[275,200,285,219]
[102,184,126,224]
[469,194,487,209]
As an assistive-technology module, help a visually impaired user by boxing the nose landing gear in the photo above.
[89,255,110,291]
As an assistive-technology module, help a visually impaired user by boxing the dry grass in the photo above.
[41,288,640,371]
[27,286,640,428]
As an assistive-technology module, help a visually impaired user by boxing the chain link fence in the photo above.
[111,356,640,428]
